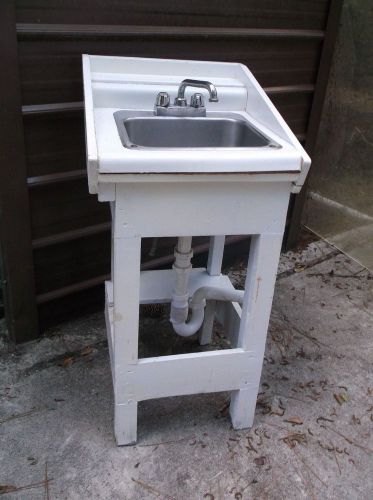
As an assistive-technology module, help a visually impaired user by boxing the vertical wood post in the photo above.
[0,1,39,342]
[230,233,283,428]
[112,227,141,445]
[286,0,344,248]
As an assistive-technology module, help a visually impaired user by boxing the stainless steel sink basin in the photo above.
[114,112,279,149]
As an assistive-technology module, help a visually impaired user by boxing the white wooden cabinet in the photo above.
[83,55,310,445]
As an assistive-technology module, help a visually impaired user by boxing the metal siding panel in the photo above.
[6,0,338,336]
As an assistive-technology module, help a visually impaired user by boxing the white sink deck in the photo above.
[83,55,310,194]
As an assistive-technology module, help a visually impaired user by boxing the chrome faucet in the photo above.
[174,79,219,106]
[154,79,219,117]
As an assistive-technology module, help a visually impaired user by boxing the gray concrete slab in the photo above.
[0,239,372,499]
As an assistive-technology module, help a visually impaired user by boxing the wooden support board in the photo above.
[118,349,255,402]
[105,279,255,403]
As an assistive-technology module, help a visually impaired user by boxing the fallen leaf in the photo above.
[281,432,307,448]
[141,303,165,318]
[218,401,229,415]
[246,436,258,454]
[285,417,303,426]
[80,346,93,356]
[318,440,335,452]
[337,385,348,391]
[316,416,335,424]
[334,393,348,405]
[254,456,267,467]
[294,264,306,272]
[270,398,285,417]
[61,356,74,368]
[307,390,322,401]
[270,408,285,417]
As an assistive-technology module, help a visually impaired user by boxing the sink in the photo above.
[83,55,310,190]
[114,113,279,149]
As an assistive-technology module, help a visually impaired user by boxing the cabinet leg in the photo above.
[230,388,256,429]
[115,402,138,445]
[112,236,141,445]
[230,234,282,429]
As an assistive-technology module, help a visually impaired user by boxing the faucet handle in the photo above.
[155,92,170,107]
[174,96,187,107]
[190,93,204,108]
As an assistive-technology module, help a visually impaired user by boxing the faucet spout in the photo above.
[177,79,219,103]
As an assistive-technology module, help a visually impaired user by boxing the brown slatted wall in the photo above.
[15,1,330,28]
[1,0,341,341]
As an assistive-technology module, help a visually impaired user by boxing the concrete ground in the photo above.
[0,238,372,499]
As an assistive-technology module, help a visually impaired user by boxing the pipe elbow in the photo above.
[170,304,205,337]
[170,286,244,338]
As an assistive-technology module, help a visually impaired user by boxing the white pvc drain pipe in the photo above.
[170,237,244,337]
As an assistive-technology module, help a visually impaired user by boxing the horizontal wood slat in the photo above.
[18,37,322,104]
[22,101,83,115]
[32,222,111,249]
[27,169,86,188]
[17,23,325,39]
[36,274,110,304]
[265,84,315,95]
[15,1,330,30]
[21,84,316,116]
